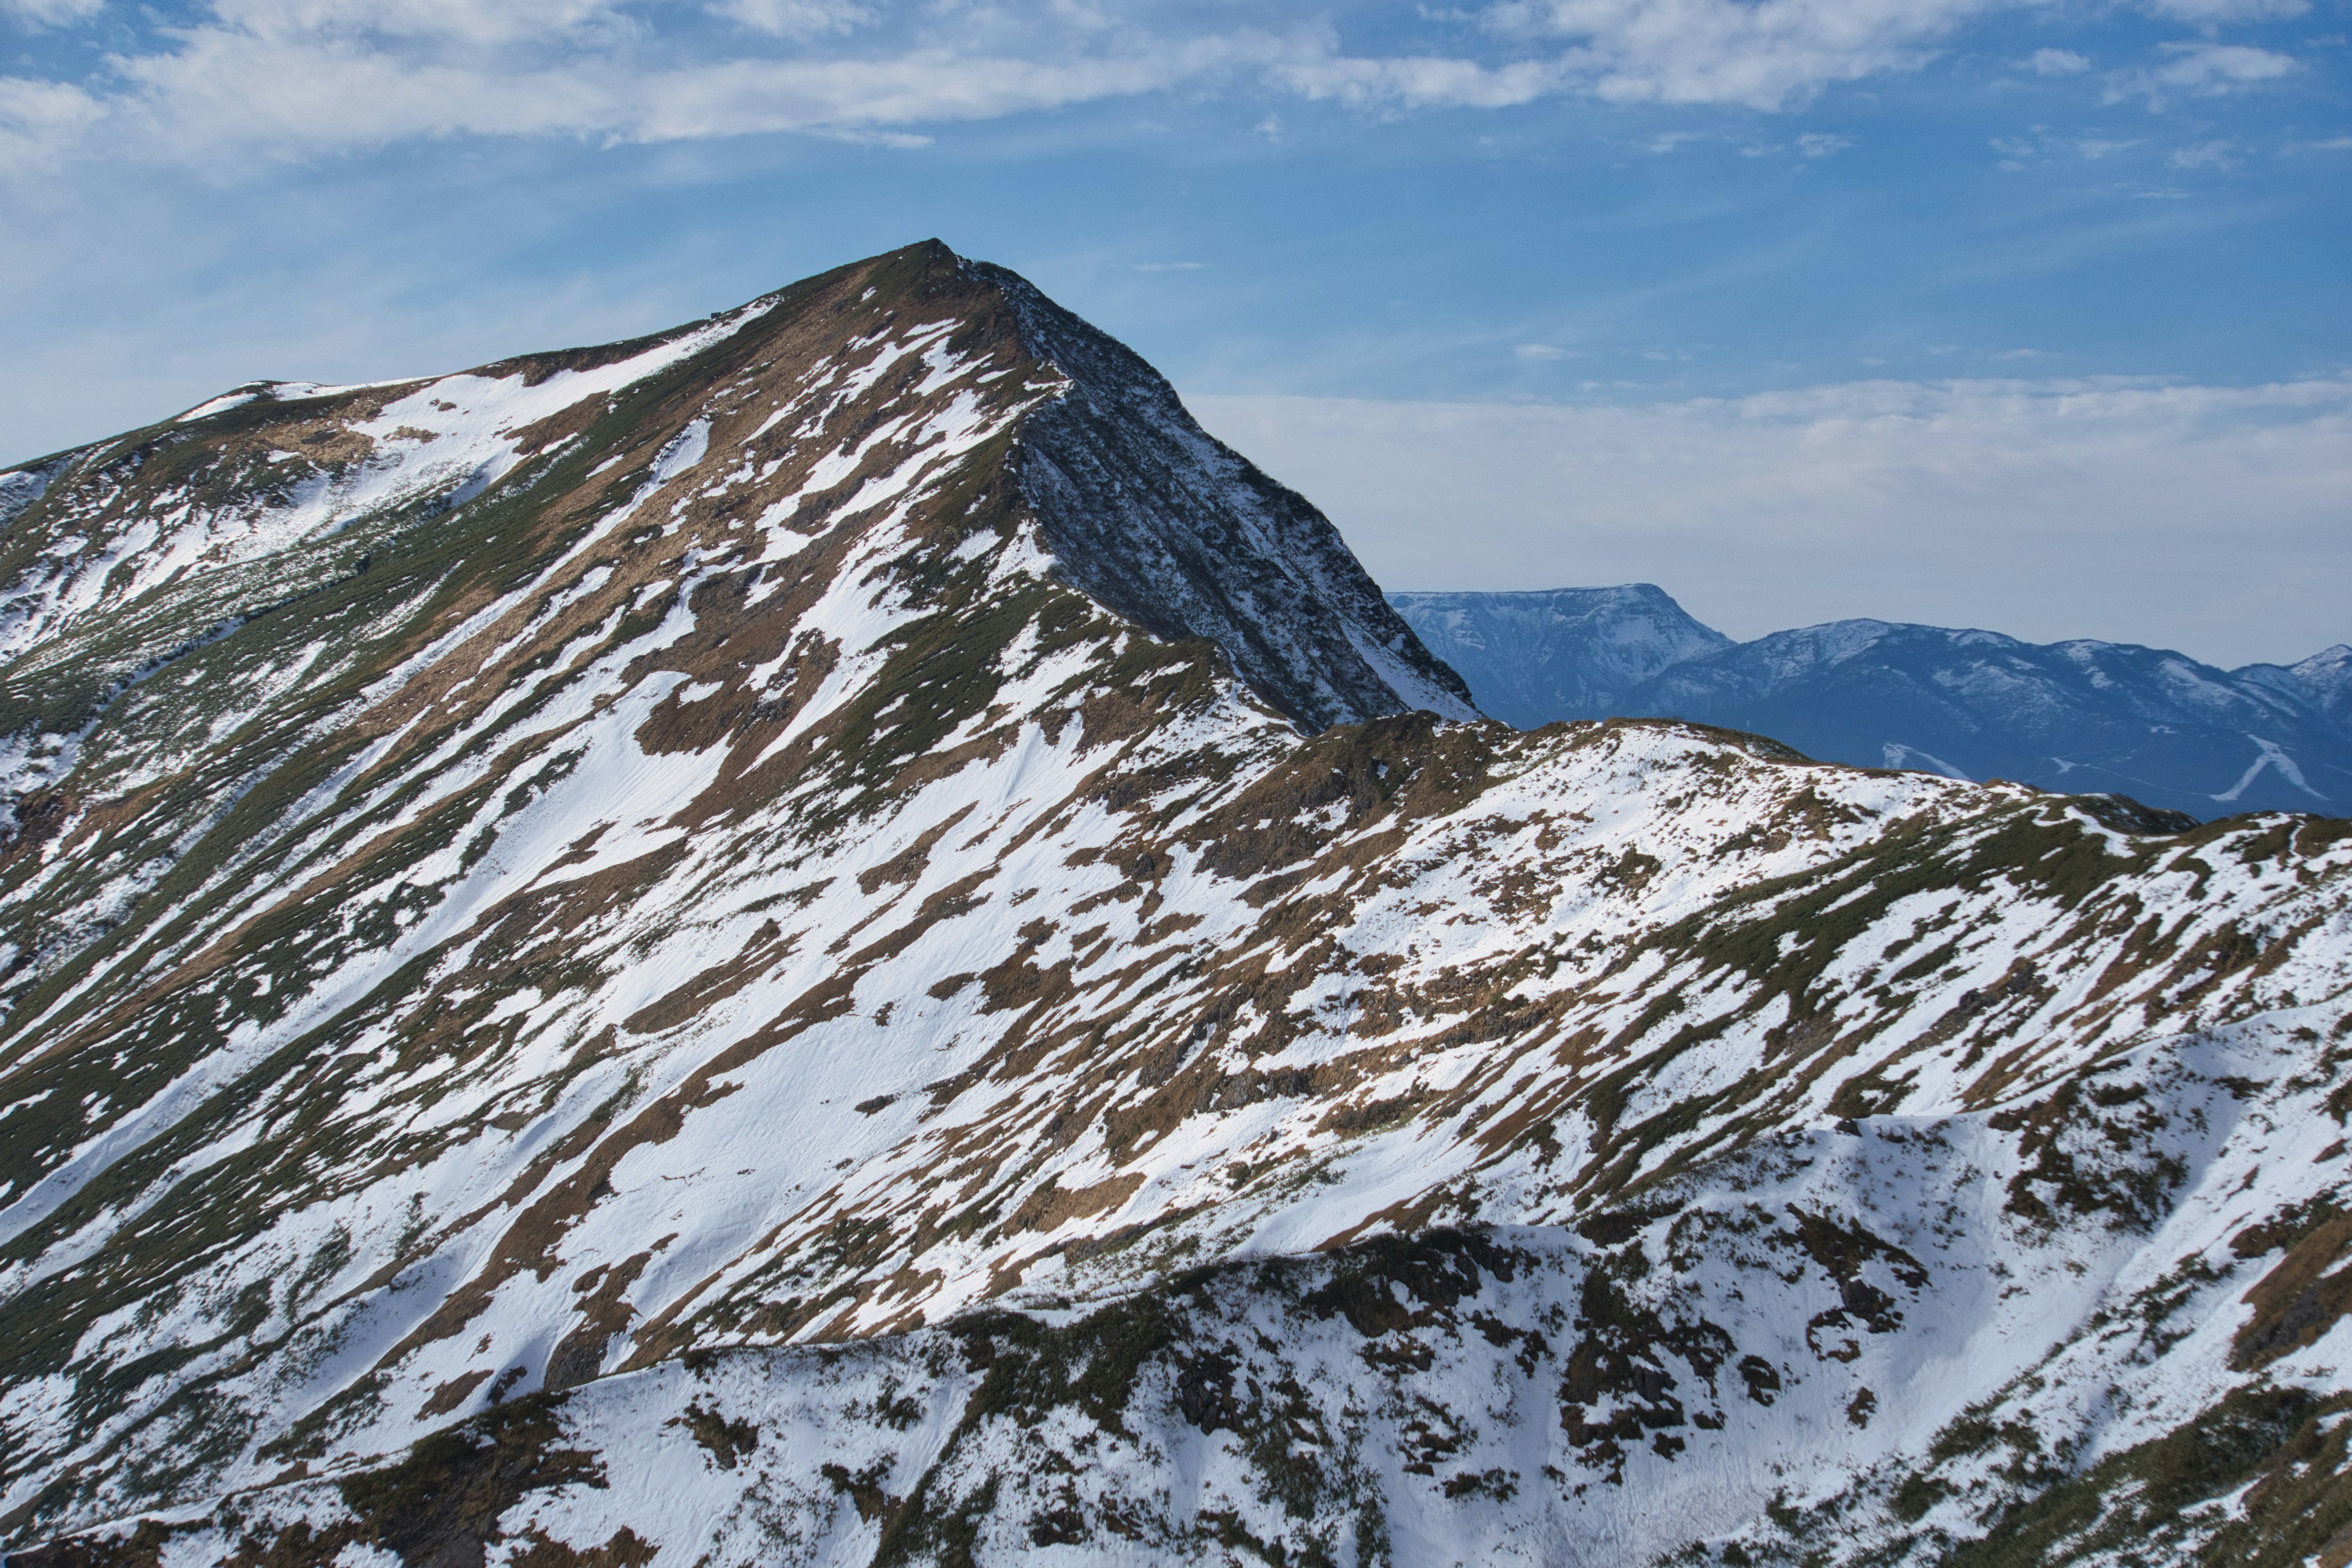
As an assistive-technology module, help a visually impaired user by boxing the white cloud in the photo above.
[0,75,102,167]
[1515,343,1568,360]
[0,0,101,26]
[2141,0,2307,22]
[0,2,1300,165]
[1476,0,2005,111]
[2024,47,2091,74]
[712,0,873,37]
[206,0,624,45]
[1186,375,2352,665]
[51,24,1283,160]
[0,0,2310,172]
[2169,136,2239,167]
[2108,41,2300,105]
[1272,50,1569,111]
[1986,126,2146,165]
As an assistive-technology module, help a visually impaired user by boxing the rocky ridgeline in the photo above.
[0,243,2348,1567]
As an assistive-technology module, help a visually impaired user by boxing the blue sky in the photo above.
[2,0,2345,663]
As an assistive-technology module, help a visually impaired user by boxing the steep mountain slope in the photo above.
[1,245,2350,1568]
[1385,585,1730,729]
[2241,644,2352,730]
[1389,589,2351,821]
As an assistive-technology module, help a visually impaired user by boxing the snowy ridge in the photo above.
[1392,586,2352,821]
[0,245,2347,1567]
[0,298,785,715]
[2241,644,2352,729]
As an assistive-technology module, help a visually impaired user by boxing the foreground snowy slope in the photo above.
[1,243,2349,1566]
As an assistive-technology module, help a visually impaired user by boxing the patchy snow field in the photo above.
[1,243,2348,1567]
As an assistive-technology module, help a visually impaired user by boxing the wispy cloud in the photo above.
[2108,42,2301,107]
[0,2,1315,165]
[2141,0,2308,23]
[713,0,875,39]
[2023,48,2091,75]
[0,0,102,25]
[0,75,103,169]
[1988,127,2144,166]
[1479,0,2005,111]
[2169,137,2241,167]
[0,0,2214,170]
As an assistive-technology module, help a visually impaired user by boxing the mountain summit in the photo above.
[1386,584,1730,729]
[4,246,2351,1568]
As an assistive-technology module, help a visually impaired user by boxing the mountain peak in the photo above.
[4,243,1469,743]
[1387,582,1727,727]
[8,249,2352,1567]
[976,261,1475,728]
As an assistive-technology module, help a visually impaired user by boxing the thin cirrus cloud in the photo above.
[2106,40,2301,105]
[2025,47,2092,75]
[0,0,2318,170]
[81,25,1289,154]
[715,0,875,37]
[2139,0,2308,21]
[0,0,99,24]
[1474,0,2008,111]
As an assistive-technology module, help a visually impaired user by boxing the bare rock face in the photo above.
[2,243,2350,1568]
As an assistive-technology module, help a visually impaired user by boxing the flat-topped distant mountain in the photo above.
[1385,584,1731,729]
[4,244,2351,1568]
[1393,587,2351,821]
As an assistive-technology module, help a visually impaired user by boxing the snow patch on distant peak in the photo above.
[2213,734,2326,804]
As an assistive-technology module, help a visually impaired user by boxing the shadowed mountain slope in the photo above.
[1,247,2350,1568]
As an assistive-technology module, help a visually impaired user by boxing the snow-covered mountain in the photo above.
[1393,588,2352,822]
[3,244,2351,1568]
[2240,644,2352,730]
[1385,585,1730,729]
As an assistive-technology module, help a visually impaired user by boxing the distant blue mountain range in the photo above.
[1390,586,2352,822]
